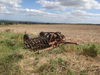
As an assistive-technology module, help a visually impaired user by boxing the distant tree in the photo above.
[4,22,14,25]
[0,22,4,25]
[46,23,50,24]
[25,21,29,24]
[8,22,14,25]
[19,21,22,24]
[0,23,2,25]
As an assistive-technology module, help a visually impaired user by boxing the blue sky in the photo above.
[0,0,100,24]
[21,0,42,9]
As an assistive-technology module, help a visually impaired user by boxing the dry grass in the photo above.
[0,24,100,44]
[0,24,100,75]
[19,49,100,75]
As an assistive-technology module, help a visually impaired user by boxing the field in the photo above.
[0,24,100,44]
[0,24,100,75]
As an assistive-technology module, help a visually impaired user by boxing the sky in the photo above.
[0,0,100,24]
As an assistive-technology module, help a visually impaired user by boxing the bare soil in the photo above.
[0,24,100,44]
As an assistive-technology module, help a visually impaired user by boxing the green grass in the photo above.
[80,70,87,75]
[0,32,24,75]
[50,44,100,57]
[0,32,38,75]
[0,31,100,75]
[36,58,69,75]
[67,69,75,75]
[82,44,100,57]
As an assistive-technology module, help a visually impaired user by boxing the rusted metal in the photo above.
[23,34,50,50]
[23,31,78,52]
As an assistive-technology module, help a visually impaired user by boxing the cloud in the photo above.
[0,5,6,10]
[0,0,22,14]
[36,0,66,10]
[0,0,100,24]
[24,9,100,23]
[0,0,22,7]
[10,8,54,17]
[36,0,100,10]
[70,10,100,17]
[0,5,12,14]
[57,0,100,10]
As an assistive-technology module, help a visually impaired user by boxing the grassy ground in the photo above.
[0,31,100,75]
[0,32,24,75]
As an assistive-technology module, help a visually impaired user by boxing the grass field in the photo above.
[0,24,100,75]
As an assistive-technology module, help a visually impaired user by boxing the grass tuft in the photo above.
[67,69,75,75]
[80,70,87,75]
[82,44,100,57]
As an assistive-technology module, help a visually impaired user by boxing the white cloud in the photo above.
[0,0,22,7]
[58,0,100,10]
[36,0,66,10]
[0,5,6,10]
[36,0,100,10]
[0,5,12,14]
[10,8,54,17]
[0,0,100,24]
[70,10,100,17]
[0,0,22,14]
[24,9,100,23]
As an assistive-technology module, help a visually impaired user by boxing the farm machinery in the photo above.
[23,31,78,52]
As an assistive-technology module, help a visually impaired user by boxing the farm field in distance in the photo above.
[0,24,100,44]
[0,24,100,75]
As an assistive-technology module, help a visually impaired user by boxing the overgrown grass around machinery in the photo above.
[0,32,100,75]
[50,44,100,57]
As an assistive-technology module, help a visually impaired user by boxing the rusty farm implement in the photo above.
[23,31,78,52]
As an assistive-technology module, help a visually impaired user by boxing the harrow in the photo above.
[23,32,78,52]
